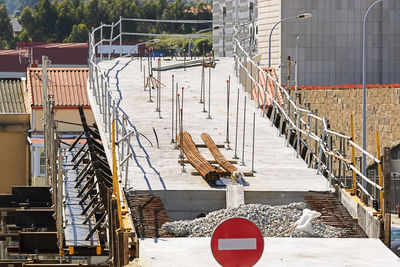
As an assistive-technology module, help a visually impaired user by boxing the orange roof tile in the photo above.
[27,68,90,108]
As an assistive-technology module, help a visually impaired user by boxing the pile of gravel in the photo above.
[161,203,344,238]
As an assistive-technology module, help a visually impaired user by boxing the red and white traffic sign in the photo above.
[211,217,264,267]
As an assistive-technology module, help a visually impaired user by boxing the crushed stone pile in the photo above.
[161,203,344,238]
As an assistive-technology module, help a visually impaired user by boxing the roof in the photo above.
[0,79,27,113]
[26,68,90,108]
[11,19,22,33]
[17,42,88,49]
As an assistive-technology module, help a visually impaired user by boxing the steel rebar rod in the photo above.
[171,75,175,143]
[175,82,179,149]
[240,95,247,166]
[143,65,146,91]
[226,77,231,149]
[251,112,255,172]
[207,59,212,119]
[233,89,240,159]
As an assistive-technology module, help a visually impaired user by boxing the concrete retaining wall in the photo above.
[138,190,327,221]
[338,189,381,238]
[299,86,400,161]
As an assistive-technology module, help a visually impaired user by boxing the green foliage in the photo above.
[0,4,14,49]
[0,0,212,49]
[64,23,89,42]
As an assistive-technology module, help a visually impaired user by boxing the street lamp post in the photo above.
[268,13,312,67]
[188,26,220,59]
[126,39,160,56]
[362,0,383,178]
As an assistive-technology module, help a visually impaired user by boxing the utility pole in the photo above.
[42,56,50,184]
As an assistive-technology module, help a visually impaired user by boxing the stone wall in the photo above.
[298,86,400,160]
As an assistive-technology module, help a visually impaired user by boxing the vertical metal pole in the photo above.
[109,22,114,60]
[200,50,204,103]
[307,114,312,167]
[226,77,231,149]
[57,149,63,260]
[339,136,343,183]
[207,59,212,119]
[328,134,332,186]
[251,112,255,172]
[240,95,247,166]
[376,131,383,211]
[314,110,318,161]
[250,61,253,100]
[256,62,260,108]
[100,23,103,61]
[143,65,146,91]
[104,86,108,131]
[171,75,174,143]
[295,35,299,106]
[233,89,240,159]
[156,59,160,111]
[263,71,268,117]
[343,136,347,187]
[102,75,106,121]
[271,78,278,126]
[317,129,325,175]
[100,75,104,114]
[244,56,247,92]
[42,56,49,183]
[363,0,383,180]
[158,59,161,118]
[296,108,301,157]
[175,83,179,149]
[111,100,116,143]
[184,49,186,71]
[95,66,100,104]
[350,115,357,192]
[119,16,122,57]
[140,56,142,72]
[181,87,184,136]
[108,93,112,136]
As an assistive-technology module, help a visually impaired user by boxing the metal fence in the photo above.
[233,24,385,211]
[87,17,387,213]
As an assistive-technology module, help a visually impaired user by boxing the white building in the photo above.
[257,0,400,85]
[213,0,257,57]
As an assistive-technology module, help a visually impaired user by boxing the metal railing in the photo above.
[233,24,384,211]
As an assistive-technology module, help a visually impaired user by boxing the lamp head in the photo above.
[147,39,160,44]
[297,13,312,20]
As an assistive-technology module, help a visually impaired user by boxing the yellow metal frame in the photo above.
[112,120,123,228]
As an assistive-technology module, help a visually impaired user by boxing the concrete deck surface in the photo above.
[91,57,329,192]
[138,237,400,267]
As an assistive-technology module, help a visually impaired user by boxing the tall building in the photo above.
[258,0,400,86]
[213,0,257,57]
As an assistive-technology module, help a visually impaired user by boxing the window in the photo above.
[39,149,46,176]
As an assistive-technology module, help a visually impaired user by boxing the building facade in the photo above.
[0,80,30,193]
[258,0,400,86]
[213,0,257,57]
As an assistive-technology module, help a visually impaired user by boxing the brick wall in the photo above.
[298,87,400,160]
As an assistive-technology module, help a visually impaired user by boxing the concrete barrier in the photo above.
[338,188,381,238]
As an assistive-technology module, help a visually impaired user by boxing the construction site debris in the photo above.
[161,203,344,238]
[177,131,230,182]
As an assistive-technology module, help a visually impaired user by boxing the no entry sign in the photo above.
[211,217,264,267]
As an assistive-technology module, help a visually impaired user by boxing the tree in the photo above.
[19,7,35,37]
[64,23,89,42]
[0,4,14,49]
[55,1,77,42]
[34,0,57,41]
